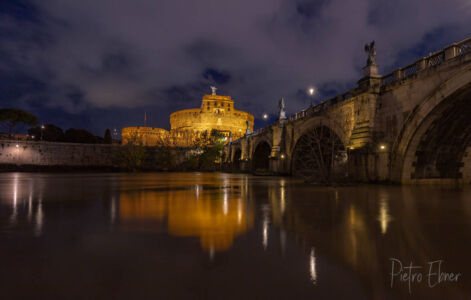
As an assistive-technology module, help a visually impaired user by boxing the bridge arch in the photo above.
[392,66,471,183]
[252,140,271,172]
[291,116,349,152]
[232,148,242,170]
[290,118,347,182]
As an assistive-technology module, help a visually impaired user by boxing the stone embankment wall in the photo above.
[0,139,187,170]
[0,140,118,167]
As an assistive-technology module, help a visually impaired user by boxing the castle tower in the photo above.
[123,87,254,147]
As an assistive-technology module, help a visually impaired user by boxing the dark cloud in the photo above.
[202,68,231,85]
[1,0,471,133]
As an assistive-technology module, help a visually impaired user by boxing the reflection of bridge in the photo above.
[225,37,471,184]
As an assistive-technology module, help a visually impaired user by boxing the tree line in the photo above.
[0,108,113,144]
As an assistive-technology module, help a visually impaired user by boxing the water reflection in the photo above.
[2,173,471,299]
[261,204,270,250]
[310,247,317,285]
[119,185,254,252]
[377,191,392,235]
[4,174,44,236]
[35,198,43,237]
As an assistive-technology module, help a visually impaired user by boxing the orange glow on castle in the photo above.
[121,87,254,147]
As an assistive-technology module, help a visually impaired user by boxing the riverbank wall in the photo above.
[0,140,187,171]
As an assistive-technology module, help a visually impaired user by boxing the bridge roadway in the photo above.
[225,37,471,184]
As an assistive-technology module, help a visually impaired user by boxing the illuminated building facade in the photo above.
[121,88,254,147]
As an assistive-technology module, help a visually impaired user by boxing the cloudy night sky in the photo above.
[1,0,471,136]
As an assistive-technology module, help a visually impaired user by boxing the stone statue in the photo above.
[210,86,217,95]
[245,120,251,135]
[364,41,376,66]
[278,97,286,120]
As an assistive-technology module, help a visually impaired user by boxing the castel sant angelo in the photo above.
[121,87,254,147]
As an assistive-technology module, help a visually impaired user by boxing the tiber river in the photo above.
[1,172,470,299]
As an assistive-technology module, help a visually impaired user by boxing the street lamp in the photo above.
[262,113,269,121]
[40,125,45,141]
[308,87,316,107]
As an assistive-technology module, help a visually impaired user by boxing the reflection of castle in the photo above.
[121,87,254,147]
[119,187,253,252]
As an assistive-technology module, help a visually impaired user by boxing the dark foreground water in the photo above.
[1,173,470,299]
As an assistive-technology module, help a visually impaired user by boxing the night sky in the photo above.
[1,0,471,136]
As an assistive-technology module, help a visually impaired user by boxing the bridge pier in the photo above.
[269,156,289,175]
[345,147,390,182]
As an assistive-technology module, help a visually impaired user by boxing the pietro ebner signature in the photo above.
[389,258,461,293]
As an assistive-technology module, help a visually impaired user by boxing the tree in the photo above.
[188,129,227,170]
[292,122,346,184]
[0,109,38,137]
[28,124,64,141]
[104,128,112,144]
[115,131,147,171]
[63,128,102,144]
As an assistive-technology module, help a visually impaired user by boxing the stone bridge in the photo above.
[225,37,471,184]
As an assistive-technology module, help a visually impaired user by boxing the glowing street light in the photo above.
[308,87,316,107]
[40,124,45,141]
[262,113,269,120]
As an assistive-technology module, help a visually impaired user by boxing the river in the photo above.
[1,172,470,299]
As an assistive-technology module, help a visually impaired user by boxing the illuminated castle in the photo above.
[121,87,254,147]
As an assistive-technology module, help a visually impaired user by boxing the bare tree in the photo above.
[292,120,346,184]
[115,131,147,171]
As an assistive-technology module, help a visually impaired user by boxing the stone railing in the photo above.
[286,90,353,123]
[381,36,471,87]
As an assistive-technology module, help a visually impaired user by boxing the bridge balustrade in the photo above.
[381,37,471,88]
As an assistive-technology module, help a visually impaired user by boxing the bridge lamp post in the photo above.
[308,87,316,106]
[262,113,269,121]
[379,144,387,151]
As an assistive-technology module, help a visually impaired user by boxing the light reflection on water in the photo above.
[118,185,253,252]
[5,173,44,237]
[1,172,471,299]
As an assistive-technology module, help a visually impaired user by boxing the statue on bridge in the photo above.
[362,41,379,78]
[364,41,376,66]
[278,97,287,120]
[245,120,251,135]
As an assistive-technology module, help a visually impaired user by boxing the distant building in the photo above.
[122,89,254,147]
